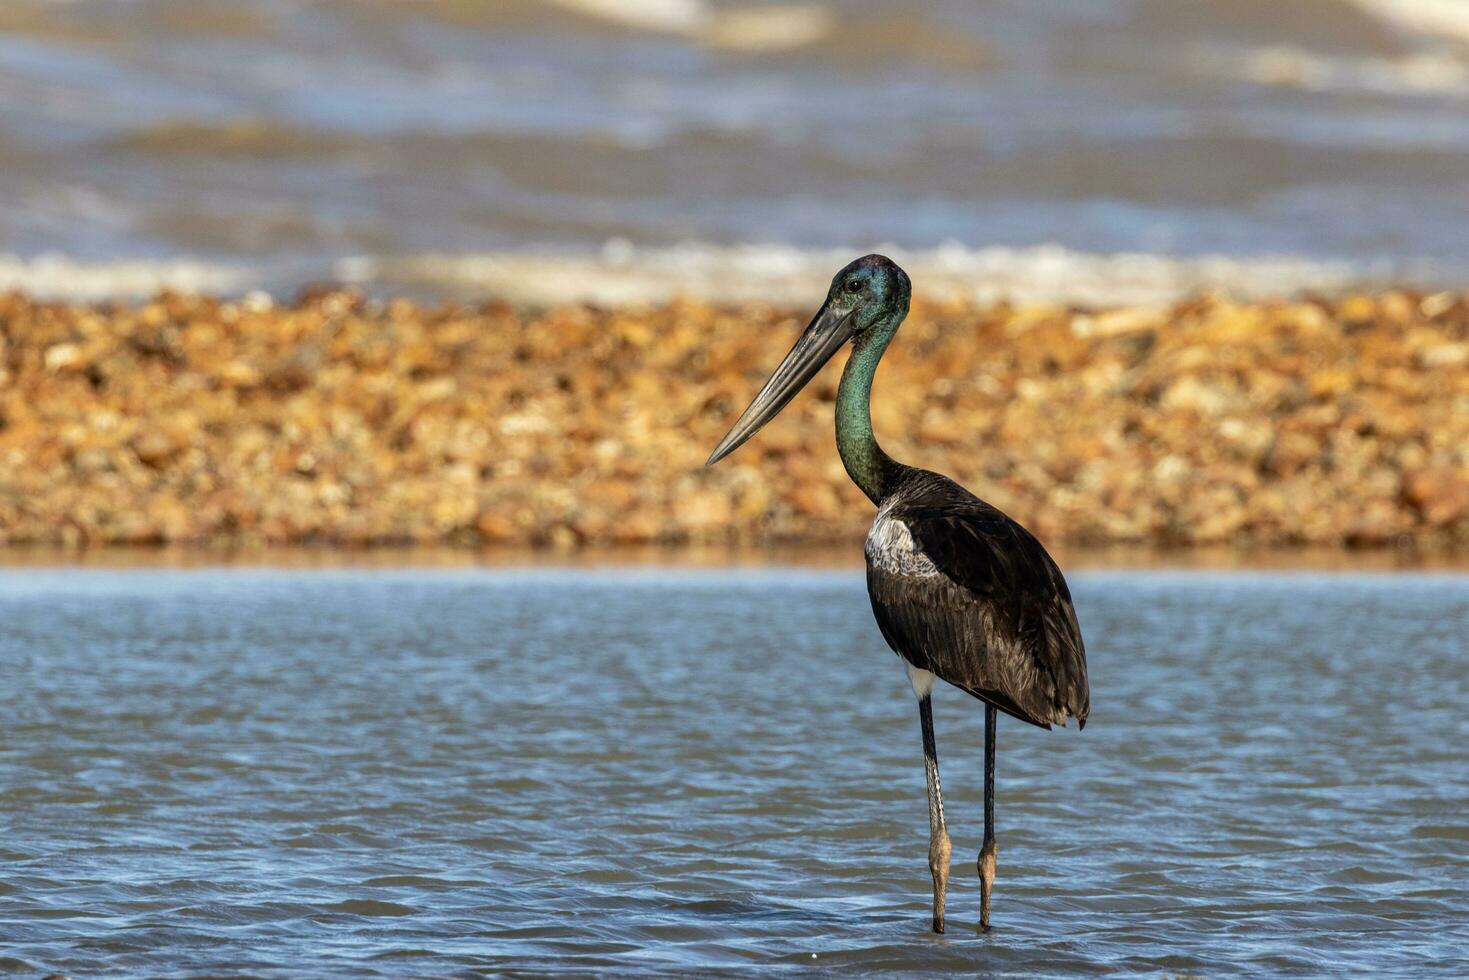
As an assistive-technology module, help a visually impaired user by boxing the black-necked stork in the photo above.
[707,255,1090,934]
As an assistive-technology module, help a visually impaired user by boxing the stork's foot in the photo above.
[928,831,952,933]
[978,839,997,932]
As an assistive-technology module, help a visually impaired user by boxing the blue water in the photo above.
[1,568,1466,975]
[4,0,1469,293]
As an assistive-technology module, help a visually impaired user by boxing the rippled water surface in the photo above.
[2,568,1466,976]
[6,0,1469,298]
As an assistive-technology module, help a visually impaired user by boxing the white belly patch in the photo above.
[904,658,936,699]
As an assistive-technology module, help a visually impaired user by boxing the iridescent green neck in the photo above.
[836,330,896,505]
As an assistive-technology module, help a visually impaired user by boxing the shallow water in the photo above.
[1,567,1466,976]
[4,1,1469,300]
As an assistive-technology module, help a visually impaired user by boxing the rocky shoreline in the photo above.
[0,289,1464,550]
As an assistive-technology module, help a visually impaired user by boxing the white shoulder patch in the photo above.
[865,510,940,577]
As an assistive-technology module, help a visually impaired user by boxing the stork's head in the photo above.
[706,254,910,466]
[822,253,912,338]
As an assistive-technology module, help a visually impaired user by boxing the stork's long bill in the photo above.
[705,302,856,466]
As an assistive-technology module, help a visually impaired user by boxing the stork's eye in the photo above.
[845,279,863,294]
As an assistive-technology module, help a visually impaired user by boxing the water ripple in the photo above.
[0,568,1465,975]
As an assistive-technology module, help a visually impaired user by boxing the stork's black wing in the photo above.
[865,473,1089,729]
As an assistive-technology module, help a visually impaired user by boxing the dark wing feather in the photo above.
[865,475,1089,729]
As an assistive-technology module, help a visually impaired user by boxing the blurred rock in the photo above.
[1404,467,1469,528]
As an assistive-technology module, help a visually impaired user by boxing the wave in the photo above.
[1350,0,1469,44]
[543,0,834,51]
[544,0,707,34]
[0,254,256,302]
[1,244,1443,307]
[1191,43,1469,98]
[344,243,1442,307]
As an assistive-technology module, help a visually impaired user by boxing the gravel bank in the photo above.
[0,289,1464,550]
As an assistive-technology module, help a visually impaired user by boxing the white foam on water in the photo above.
[0,253,256,302]
[544,0,708,34]
[1350,0,1469,44]
[542,0,832,50]
[338,242,1439,308]
[1192,43,1469,98]
[0,243,1443,307]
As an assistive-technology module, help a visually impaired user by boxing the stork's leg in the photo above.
[979,703,998,931]
[917,693,952,933]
